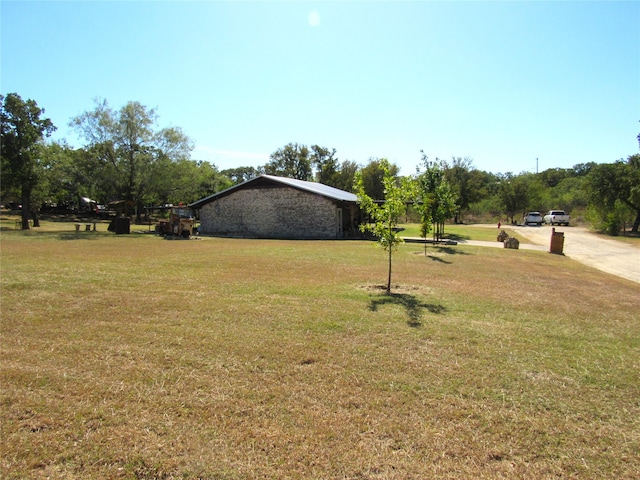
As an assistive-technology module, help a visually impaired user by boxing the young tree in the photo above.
[415,153,457,250]
[354,158,415,294]
[70,99,193,222]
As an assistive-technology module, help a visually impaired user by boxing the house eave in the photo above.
[190,175,357,209]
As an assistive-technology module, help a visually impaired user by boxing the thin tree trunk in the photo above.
[632,212,639,233]
[31,209,40,227]
[21,187,31,230]
[387,220,392,293]
[387,247,392,294]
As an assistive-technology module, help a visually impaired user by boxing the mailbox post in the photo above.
[549,227,564,254]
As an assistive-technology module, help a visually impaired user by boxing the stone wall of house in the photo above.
[199,186,340,239]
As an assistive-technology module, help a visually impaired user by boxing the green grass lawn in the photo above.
[398,223,523,243]
[1,218,639,479]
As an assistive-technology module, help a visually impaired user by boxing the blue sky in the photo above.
[2,1,638,176]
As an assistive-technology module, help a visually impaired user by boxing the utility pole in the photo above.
[536,157,538,174]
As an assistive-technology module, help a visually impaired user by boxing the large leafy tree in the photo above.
[444,156,481,223]
[264,142,312,180]
[359,158,400,200]
[519,172,545,213]
[309,145,358,192]
[497,173,529,224]
[1,93,56,229]
[333,160,359,193]
[310,144,339,184]
[221,166,260,185]
[191,161,233,201]
[70,99,193,222]
[586,155,640,233]
[150,159,232,206]
[39,142,90,208]
[536,166,590,214]
[539,167,572,188]
[354,158,415,294]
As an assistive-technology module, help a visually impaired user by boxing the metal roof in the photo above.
[260,175,357,201]
[190,175,357,209]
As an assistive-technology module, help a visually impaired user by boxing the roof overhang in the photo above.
[190,175,357,209]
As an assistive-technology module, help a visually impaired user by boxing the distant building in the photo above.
[190,175,359,239]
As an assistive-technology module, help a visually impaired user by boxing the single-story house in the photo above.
[190,175,360,239]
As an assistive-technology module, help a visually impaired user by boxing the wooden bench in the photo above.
[15,219,32,229]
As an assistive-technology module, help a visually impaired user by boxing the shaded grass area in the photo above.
[1,224,639,479]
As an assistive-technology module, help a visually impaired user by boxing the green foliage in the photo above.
[332,160,359,192]
[354,158,415,293]
[523,173,545,212]
[147,158,232,206]
[264,142,312,180]
[358,158,400,200]
[1,93,56,228]
[467,195,504,220]
[38,142,108,208]
[443,156,488,223]
[542,176,589,213]
[308,145,359,192]
[497,173,530,223]
[221,166,260,185]
[415,152,458,244]
[584,203,632,236]
[586,156,640,233]
[70,99,193,220]
[263,143,357,191]
[5,95,637,238]
[310,144,338,184]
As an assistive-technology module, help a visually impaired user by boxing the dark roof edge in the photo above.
[189,176,253,209]
[190,175,357,208]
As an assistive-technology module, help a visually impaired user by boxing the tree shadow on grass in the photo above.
[3,230,111,241]
[369,292,447,327]
[56,232,111,241]
[415,245,470,264]
[434,245,469,255]
[445,232,470,242]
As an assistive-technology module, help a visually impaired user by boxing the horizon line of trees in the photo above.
[2,93,639,234]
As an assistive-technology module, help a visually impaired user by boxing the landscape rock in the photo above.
[504,237,520,249]
[497,230,509,242]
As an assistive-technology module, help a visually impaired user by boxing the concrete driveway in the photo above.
[507,225,640,284]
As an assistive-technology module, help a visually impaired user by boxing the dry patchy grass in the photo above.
[1,223,639,479]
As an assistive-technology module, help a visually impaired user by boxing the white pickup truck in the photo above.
[543,210,570,226]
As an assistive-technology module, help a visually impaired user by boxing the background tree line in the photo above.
[2,93,638,235]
